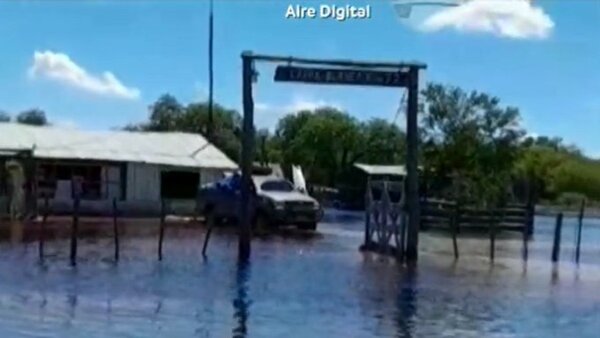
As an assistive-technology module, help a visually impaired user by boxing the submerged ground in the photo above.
[1,210,600,337]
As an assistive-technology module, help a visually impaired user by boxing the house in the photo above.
[0,123,237,216]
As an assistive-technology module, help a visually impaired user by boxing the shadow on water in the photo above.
[232,260,251,338]
[396,265,418,338]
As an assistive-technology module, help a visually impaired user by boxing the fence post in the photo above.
[489,209,496,262]
[158,199,166,261]
[202,208,214,258]
[113,198,119,262]
[551,213,563,263]
[525,181,535,237]
[70,196,80,266]
[522,209,529,261]
[451,201,459,260]
[575,199,585,264]
[39,195,49,262]
[364,178,372,248]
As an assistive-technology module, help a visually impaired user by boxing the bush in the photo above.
[556,192,586,208]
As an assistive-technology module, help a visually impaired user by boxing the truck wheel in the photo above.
[299,222,317,231]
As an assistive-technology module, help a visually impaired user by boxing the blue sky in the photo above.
[1,0,599,155]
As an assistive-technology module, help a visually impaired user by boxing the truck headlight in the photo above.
[312,202,320,210]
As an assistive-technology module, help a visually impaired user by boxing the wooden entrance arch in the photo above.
[239,52,426,262]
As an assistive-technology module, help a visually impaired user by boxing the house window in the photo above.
[37,162,103,200]
[161,170,199,199]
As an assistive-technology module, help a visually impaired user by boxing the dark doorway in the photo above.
[160,170,199,199]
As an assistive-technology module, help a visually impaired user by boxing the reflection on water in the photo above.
[233,261,251,338]
[1,212,600,337]
[396,267,417,338]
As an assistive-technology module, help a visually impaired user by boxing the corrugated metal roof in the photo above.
[354,163,407,176]
[0,124,238,169]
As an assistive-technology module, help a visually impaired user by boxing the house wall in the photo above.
[102,165,121,200]
[119,163,229,216]
[126,163,161,202]
[36,161,231,217]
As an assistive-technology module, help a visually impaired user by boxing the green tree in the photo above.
[146,94,184,131]
[514,145,565,200]
[16,109,48,126]
[255,128,282,165]
[274,107,363,186]
[0,111,10,122]
[358,118,406,165]
[183,102,242,162]
[125,94,243,162]
[273,107,405,187]
[420,83,525,205]
[522,135,582,156]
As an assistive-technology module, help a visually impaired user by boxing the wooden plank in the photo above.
[251,53,427,70]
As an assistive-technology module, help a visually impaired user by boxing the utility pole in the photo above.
[207,0,214,140]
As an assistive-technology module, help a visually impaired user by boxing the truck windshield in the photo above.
[261,180,294,192]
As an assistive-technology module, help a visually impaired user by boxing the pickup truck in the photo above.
[197,173,323,231]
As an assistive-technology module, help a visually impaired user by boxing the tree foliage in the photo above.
[420,83,524,205]
[126,94,242,162]
[516,139,600,202]
[273,108,405,186]
[126,86,600,205]
[16,109,48,126]
[0,111,10,122]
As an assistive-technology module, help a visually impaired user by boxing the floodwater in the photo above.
[1,211,600,337]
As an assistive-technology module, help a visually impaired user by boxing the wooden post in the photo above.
[489,209,496,262]
[575,199,585,264]
[451,201,459,260]
[551,213,563,263]
[201,225,213,258]
[39,195,49,261]
[202,209,214,258]
[522,210,529,261]
[522,180,535,261]
[70,196,79,266]
[364,178,372,247]
[113,198,119,262]
[158,199,166,261]
[398,179,407,261]
[525,180,535,237]
[239,51,255,262]
[404,66,420,262]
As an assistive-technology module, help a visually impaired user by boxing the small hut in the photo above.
[335,163,409,210]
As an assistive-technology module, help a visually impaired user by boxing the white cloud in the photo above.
[255,95,343,130]
[29,50,141,100]
[420,0,554,40]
